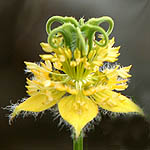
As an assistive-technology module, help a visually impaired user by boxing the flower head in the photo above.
[9,16,143,137]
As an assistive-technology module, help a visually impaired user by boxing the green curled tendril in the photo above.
[46,16,79,34]
[86,16,114,36]
[81,24,108,51]
[46,16,114,56]
[47,23,75,49]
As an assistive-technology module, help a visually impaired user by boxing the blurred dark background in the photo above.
[1,0,150,149]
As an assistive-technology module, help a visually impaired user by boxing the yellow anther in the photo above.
[74,49,81,59]
[88,51,93,59]
[65,49,72,59]
[58,48,64,55]
[88,50,96,59]
[40,54,54,60]
[83,57,87,63]
[40,42,53,53]
[76,58,82,65]
[84,62,91,70]
[58,55,65,62]
[70,61,77,67]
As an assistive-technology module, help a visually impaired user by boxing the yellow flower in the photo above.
[9,16,143,138]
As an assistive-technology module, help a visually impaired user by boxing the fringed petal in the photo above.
[102,65,132,91]
[94,90,144,115]
[104,38,120,62]
[10,94,58,120]
[58,95,98,137]
[95,38,120,64]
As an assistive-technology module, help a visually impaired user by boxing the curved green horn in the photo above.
[81,24,108,50]
[46,16,79,34]
[47,23,76,49]
[87,16,114,36]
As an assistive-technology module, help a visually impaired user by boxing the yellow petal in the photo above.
[11,94,57,120]
[94,90,144,115]
[58,95,98,137]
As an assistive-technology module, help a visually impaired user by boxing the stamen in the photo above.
[70,61,77,67]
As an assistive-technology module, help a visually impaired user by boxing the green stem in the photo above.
[73,132,83,150]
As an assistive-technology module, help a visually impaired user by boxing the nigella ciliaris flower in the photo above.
[9,16,144,137]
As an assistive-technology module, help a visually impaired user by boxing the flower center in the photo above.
[38,16,115,95]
